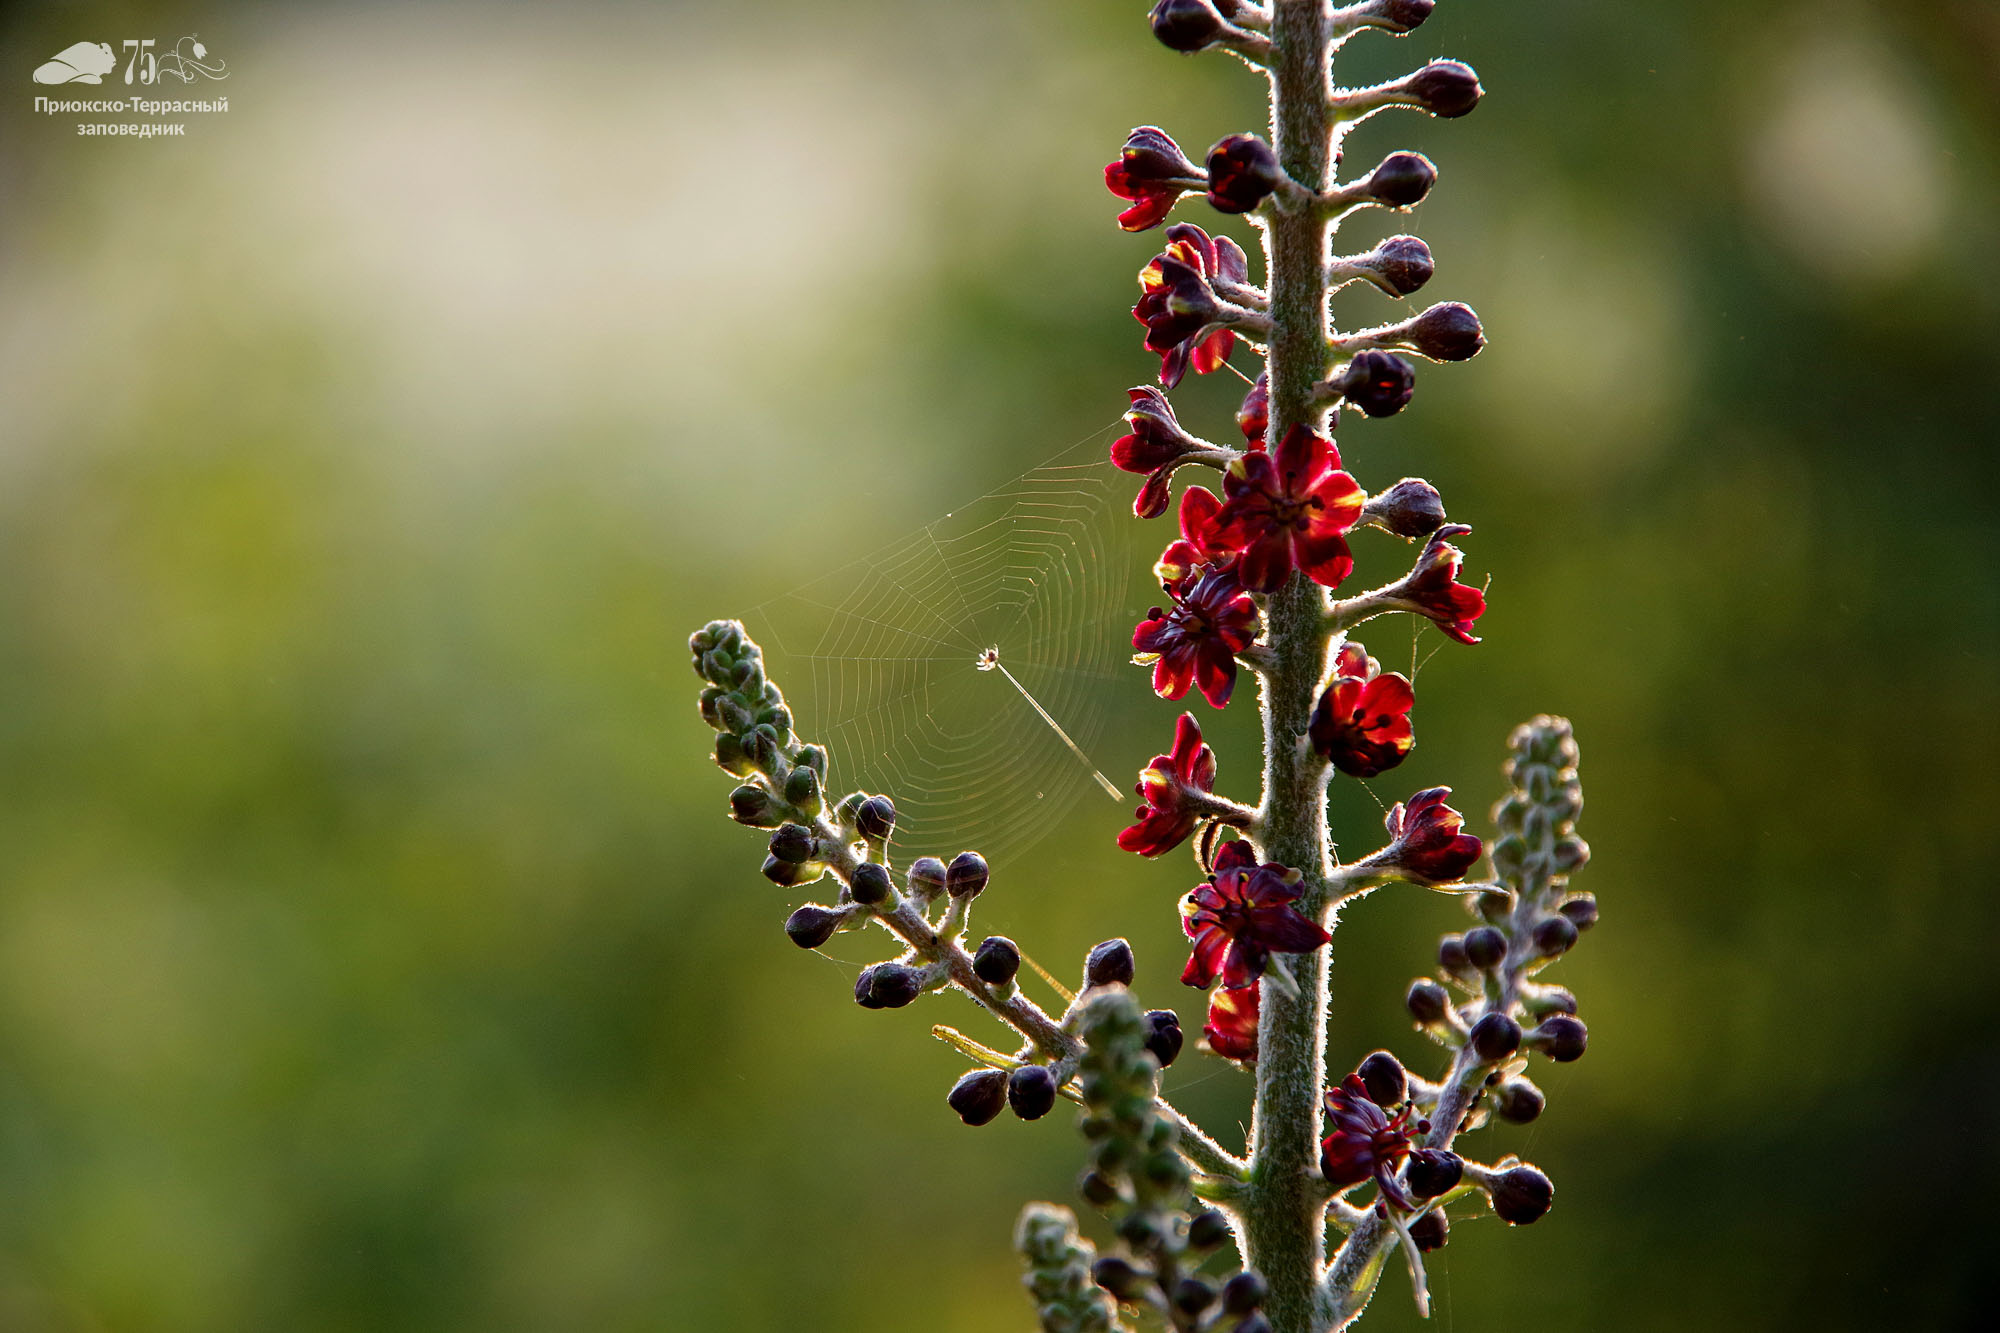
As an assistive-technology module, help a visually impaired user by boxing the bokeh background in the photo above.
[2,1,1995,1329]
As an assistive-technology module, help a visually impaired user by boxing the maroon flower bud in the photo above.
[1086,938,1137,988]
[1361,478,1447,539]
[973,935,1021,986]
[1532,1014,1588,1063]
[1008,1064,1059,1120]
[1405,1147,1463,1199]
[1221,1271,1268,1314]
[1357,1050,1408,1107]
[1336,350,1417,418]
[1144,1009,1185,1068]
[1172,1276,1216,1316]
[855,962,923,1009]
[1405,977,1450,1024]
[784,904,841,949]
[1408,1207,1449,1252]
[1112,386,1206,518]
[1408,59,1483,118]
[849,860,893,907]
[1469,1011,1523,1062]
[1105,126,1207,231]
[1559,893,1599,931]
[1150,0,1229,52]
[1489,1164,1554,1225]
[1362,151,1437,208]
[1204,979,1260,1061]
[1462,925,1507,971]
[1188,1209,1232,1250]
[906,856,947,900]
[1361,235,1434,297]
[761,854,810,888]
[1533,914,1580,958]
[1382,525,1487,646]
[1366,787,1483,885]
[1205,133,1282,213]
[1092,1256,1151,1301]
[1437,934,1473,981]
[1528,985,1578,1016]
[769,823,815,864]
[947,1068,1009,1126]
[855,794,896,840]
[1409,302,1485,361]
[1363,0,1436,34]
[1236,371,1269,445]
[946,850,989,898]
[1494,1076,1546,1123]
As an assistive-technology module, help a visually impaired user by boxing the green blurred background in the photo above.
[2,1,1995,1329]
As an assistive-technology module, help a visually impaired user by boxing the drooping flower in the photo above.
[1117,712,1218,857]
[1308,642,1415,777]
[1236,371,1268,446]
[1133,565,1258,708]
[1153,485,1234,593]
[1112,386,1205,519]
[1134,223,1252,388]
[1105,126,1207,232]
[1203,978,1260,1061]
[1204,133,1281,213]
[1213,423,1365,593]
[1180,841,1330,989]
[1381,523,1486,644]
[1320,1073,1417,1205]
[1363,786,1483,886]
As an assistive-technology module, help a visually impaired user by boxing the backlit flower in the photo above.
[1117,712,1218,857]
[1133,565,1258,708]
[1134,223,1252,388]
[1308,642,1415,777]
[1180,841,1330,989]
[1105,126,1207,232]
[1154,485,1234,593]
[1112,386,1204,518]
[1213,423,1365,592]
[1363,786,1483,886]
[1320,1073,1417,1205]
[1204,978,1260,1061]
[1236,371,1268,446]
[1381,523,1486,644]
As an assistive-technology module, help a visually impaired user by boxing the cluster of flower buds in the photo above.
[1070,988,1271,1333]
[1016,1204,1122,1333]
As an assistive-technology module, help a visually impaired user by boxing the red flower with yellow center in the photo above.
[1133,223,1252,388]
[1363,786,1483,886]
[1117,712,1218,857]
[1153,485,1234,593]
[1133,564,1257,708]
[1213,423,1365,593]
[1180,841,1330,990]
[1204,978,1260,1062]
[1308,642,1416,777]
[1104,126,1206,232]
[1320,1073,1417,1206]
[1387,523,1486,645]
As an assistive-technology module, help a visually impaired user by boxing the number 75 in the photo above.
[122,39,156,85]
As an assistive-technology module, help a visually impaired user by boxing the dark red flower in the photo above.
[1112,386,1206,518]
[1117,712,1218,857]
[1204,978,1260,1061]
[1382,523,1486,644]
[1181,842,1330,989]
[1153,486,1234,593]
[1364,787,1483,886]
[1133,565,1257,708]
[1236,371,1268,446]
[1205,133,1281,213]
[1105,126,1207,232]
[1213,423,1365,593]
[1320,1073,1417,1205]
[1309,642,1415,777]
[1134,223,1252,388]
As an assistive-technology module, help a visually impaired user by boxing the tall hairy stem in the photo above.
[1241,5,1338,1332]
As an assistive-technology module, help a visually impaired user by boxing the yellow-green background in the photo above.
[2,2,1994,1329]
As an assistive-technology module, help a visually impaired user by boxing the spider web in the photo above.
[754,427,1157,870]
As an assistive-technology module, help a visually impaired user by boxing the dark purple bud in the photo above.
[1374,0,1436,34]
[768,823,815,864]
[761,854,808,888]
[1532,1014,1588,1063]
[1078,1169,1121,1206]
[1437,934,1474,979]
[849,861,893,907]
[1469,1011,1522,1062]
[946,850,989,899]
[1533,914,1579,958]
[1405,1148,1463,1199]
[855,794,896,840]
[1149,0,1227,52]
[1553,836,1591,872]
[1092,1256,1151,1301]
[783,904,841,949]
[1409,1206,1449,1252]
[1144,1009,1185,1068]
[1172,1276,1216,1316]
[1221,1270,1268,1314]
[1406,978,1450,1024]
[1008,1064,1059,1120]
[1408,59,1483,118]
[905,856,947,900]
[1338,351,1416,418]
[1085,937,1137,988]
[1409,302,1485,361]
[855,962,922,1010]
[1205,133,1282,213]
[1490,1164,1554,1225]
[1559,894,1599,931]
[947,1068,1009,1125]
[973,935,1021,986]
[729,784,781,827]
[1362,478,1446,539]
[1356,1050,1408,1107]
[1363,151,1436,208]
[1188,1209,1231,1250]
[1462,925,1507,971]
[1372,235,1434,295]
[1494,1076,1545,1123]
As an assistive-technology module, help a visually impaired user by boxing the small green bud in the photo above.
[728,784,782,827]
[714,733,754,776]
[698,686,726,729]
[768,823,815,864]
[783,765,824,816]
